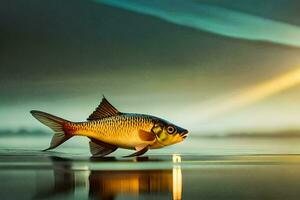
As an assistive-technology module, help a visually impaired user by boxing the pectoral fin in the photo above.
[138,130,156,142]
[89,138,118,157]
[124,145,149,157]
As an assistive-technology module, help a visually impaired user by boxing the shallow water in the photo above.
[1,136,300,199]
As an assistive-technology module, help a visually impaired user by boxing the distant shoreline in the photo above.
[2,129,300,138]
[0,129,51,137]
[196,131,300,138]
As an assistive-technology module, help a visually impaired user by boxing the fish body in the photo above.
[31,97,188,157]
[65,114,154,149]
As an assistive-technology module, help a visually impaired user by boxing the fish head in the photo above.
[151,118,188,147]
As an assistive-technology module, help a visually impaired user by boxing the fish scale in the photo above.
[30,96,188,157]
[67,114,154,149]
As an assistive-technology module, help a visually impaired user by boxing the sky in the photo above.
[1,0,300,134]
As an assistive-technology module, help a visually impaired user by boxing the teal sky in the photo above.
[97,0,300,47]
[1,0,300,134]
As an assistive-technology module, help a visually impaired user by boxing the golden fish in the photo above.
[30,97,188,157]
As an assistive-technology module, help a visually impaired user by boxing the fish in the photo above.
[30,96,188,157]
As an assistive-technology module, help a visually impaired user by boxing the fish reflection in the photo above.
[35,156,182,200]
[89,170,173,199]
[34,156,75,199]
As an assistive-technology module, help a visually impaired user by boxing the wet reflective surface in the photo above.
[0,154,183,200]
[2,137,300,199]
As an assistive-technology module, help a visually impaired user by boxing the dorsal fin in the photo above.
[87,96,121,121]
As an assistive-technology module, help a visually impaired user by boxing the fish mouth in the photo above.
[180,130,189,139]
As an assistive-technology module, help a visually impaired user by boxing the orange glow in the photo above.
[173,154,182,163]
[172,155,182,200]
[194,67,300,121]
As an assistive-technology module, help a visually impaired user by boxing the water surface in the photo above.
[1,136,300,199]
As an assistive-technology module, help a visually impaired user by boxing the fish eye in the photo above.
[167,126,176,134]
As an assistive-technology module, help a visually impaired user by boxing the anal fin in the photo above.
[124,145,149,157]
[89,138,118,157]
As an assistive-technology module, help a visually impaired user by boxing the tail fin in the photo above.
[30,110,72,151]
